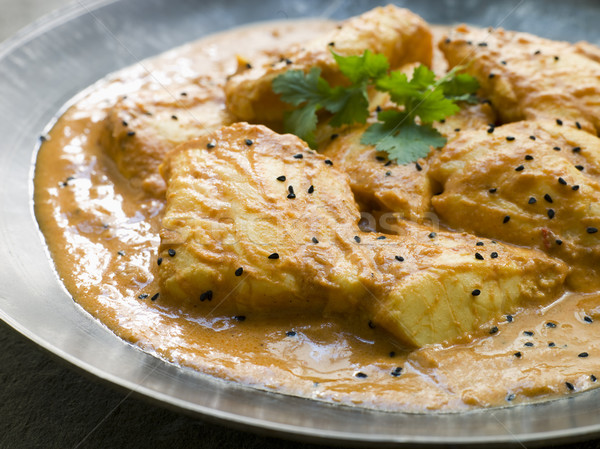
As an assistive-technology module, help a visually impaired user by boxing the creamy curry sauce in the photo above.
[34,20,600,412]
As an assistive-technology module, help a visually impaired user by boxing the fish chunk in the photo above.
[158,123,567,347]
[429,120,600,290]
[101,78,232,196]
[224,5,433,123]
[440,25,600,133]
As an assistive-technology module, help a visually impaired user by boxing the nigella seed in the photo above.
[528,197,537,204]
[308,185,314,194]
[200,290,213,301]
[395,256,405,262]
[488,73,496,79]
[355,372,368,378]
[524,331,534,336]
[544,194,553,203]
[548,209,555,219]
[566,382,575,391]
[572,185,580,191]
[157,257,163,266]
[587,227,598,234]
[506,393,516,402]
[490,252,499,258]
[276,175,286,182]
[558,177,567,185]
[368,320,376,329]
[377,236,387,240]
[579,352,589,358]
[389,351,396,357]
[487,127,495,134]
[330,133,339,140]
[489,326,499,334]
[472,289,481,296]
[476,241,484,246]
[235,267,244,276]
[556,239,563,245]
[385,171,391,176]
[454,128,461,132]
[354,236,361,243]
[475,252,484,260]
[288,185,295,194]
[117,250,125,256]
[324,159,333,166]
[525,155,534,160]
[127,131,136,137]
[428,232,436,239]
[556,119,563,126]
[592,375,597,382]
[524,342,534,347]
[286,331,296,337]
[575,165,585,171]
[268,253,280,260]
[138,294,148,299]
[415,162,422,172]
[234,315,246,322]
[546,322,557,328]
[506,136,515,141]
[584,316,593,323]
[206,141,216,149]
[576,122,582,130]
[549,342,556,347]
[171,115,178,120]
[151,293,160,301]
[312,237,319,244]
[168,248,176,257]
[122,120,128,127]
[489,188,498,193]
[293,153,303,159]
[506,315,513,322]
[553,146,561,151]
[503,215,511,224]
[287,193,296,199]
[515,165,524,172]
[391,367,403,377]
[514,352,522,358]
[384,160,392,167]
[376,156,386,162]
[529,135,536,140]
[572,146,581,153]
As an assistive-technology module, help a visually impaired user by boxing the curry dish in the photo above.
[34,6,600,411]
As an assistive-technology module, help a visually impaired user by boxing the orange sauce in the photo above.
[34,20,600,412]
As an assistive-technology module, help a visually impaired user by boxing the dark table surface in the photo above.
[2,1,600,448]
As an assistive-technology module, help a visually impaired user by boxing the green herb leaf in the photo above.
[324,86,370,127]
[283,104,319,148]
[439,71,480,104]
[332,50,389,84]
[272,67,331,106]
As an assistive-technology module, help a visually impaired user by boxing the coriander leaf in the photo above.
[283,104,319,148]
[439,72,480,104]
[375,71,420,104]
[408,64,437,90]
[324,86,369,127]
[361,121,446,164]
[410,88,460,124]
[332,50,389,84]
[272,68,331,106]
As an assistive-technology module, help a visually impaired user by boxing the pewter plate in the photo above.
[2,0,600,446]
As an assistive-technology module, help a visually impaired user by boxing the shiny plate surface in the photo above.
[1,0,600,446]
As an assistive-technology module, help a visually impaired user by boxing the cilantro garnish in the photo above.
[272,51,479,164]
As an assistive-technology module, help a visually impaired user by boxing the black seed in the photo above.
[312,237,319,244]
[127,131,136,137]
[384,160,392,167]
[548,209,555,219]
[575,165,585,171]
[307,185,314,194]
[534,50,541,55]
[276,175,286,182]
[524,342,534,347]
[328,41,335,46]
[514,352,522,358]
[488,73,496,79]
[206,141,216,149]
[478,42,488,47]
[556,239,563,246]
[117,250,125,256]
[506,393,515,402]
[180,92,187,96]
[572,146,581,153]
[476,241,484,246]
[506,136,515,141]
[171,115,178,120]
[454,128,461,132]
[368,320,376,329]
[475,252,484,260]
[354,236,361,243]
[528,197,537,204]
[377,235,387,240]
[592,375,597,382]
[151,293,160,301]
[395,256,405,262]
[490,251,499,259]
[544,194,553,203]
[376,105,382,112]
[268,253,279,259]
[121,120,128,127]
[515,165,524,172]
[389,351,396,357]
[415,162,423,171]
[489,188,498,193]
[554,56,560,61]
[288,185,295,194]
[287,193,296,199]
[566,382,575,391]
[168,248,176,257]
[558,177,567,185]
[286,330,296,337]
[556,119,563,126]
[576,122,582,129]
[501,60,507,65]
[330,133,339,140]
[525,155,534,161]
[572,185,580,191]
[234,315,246,321]
[472,289,481,296]
[138,294,148,299]
[245,63,252,69]
[324,159,333,166]
[293,153,303,159]
[546,322,557,328]
[506,315,513,322]
[553,146,561,151]
[549,342,556,347]
[428,232,436,239]
[490,326,499,334]
[235,267,244,276]
[376,156,386,162]
[503,215,510,224]
[285,59,292,65]
[157,257,163,266]
[587,227,598,234]
[391,367,403,377]
[524,331,534,336]
[385,171,392,176]
[355,372,368,378]
[579,352,589,358]
[529,135,536,140]
[200,290,213,301]
[584,316,594,323]
[487,127,495,134]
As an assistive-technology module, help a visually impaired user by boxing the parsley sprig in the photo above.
[271,51,479,164]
